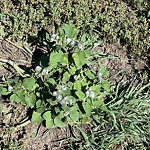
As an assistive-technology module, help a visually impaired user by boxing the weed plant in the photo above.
[0,0,150,149]
[0,24,110,128]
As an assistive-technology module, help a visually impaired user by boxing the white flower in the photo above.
[35,66,42,73]
[50,37,55,42]
[51,34,57,39]
[61,85,67,91]
[52,91,58,96]
[66,38,75,47]
[74,75,78,80]
[64,111,69,116]
[57,95,62,101]
[55,35,59,40]
[61,99,66,104]
[50,34,59,42]
[70,40,75,47]
[61,97,68,105]
[78,42,84,50]
[8,86,13,92]
[66,38,72,44]
[89,91,95,98]
[42,68,49,75]
[86,89,95,98]
[2,76,5,81]
[86,90,90,97]
[63,96,68,101]
[97,72,102,78]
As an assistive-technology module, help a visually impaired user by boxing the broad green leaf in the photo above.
[91,84,101,94]
[83,100,92,116]
[72,52,81,69]
[85,70,95,79]
[81,80,88,86]
[75,91,85,100]
[102,80,110,92]
[23,77,37,91]
[43,111,54,128]
[45,32,50,42]
[68,82,73,88]
[62,24,78,38]
[31,111,43,124]
[79,51,86,65]
[68,104,78,112]
[47,78,55,85]
[10,90,26,105]
[48,99,58,106]
[0,87,9,95]
[36,107,45,113]
[70,110,79,122]
[54,115,66,128]
[68,66,76,75]
[82,114,89,123]
[61,54,68,66]
[25,94,36,108]
[54,107,61,114]
[83,50,92,58]
[49,51,63,68]
[10,94,18,103]
[74,80,82,90]
[92,98,104,107]
[59,27,65,40]
[72,51,86,69]
[36,100,42,108]
[35,100,45,113]
[63,71,70,82]
[81,34,87,42]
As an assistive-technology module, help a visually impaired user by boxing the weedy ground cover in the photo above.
[0,0,150,149]
[0,0,149,59]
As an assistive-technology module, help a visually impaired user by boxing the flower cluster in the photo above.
[52,90,68,105]
[35,66,49,76]
[50,34,59,42]
[66,38,75,47]
[66,37,84,50]
[52,85,68,104]
[77,42,84,50]
[86,88,95,98]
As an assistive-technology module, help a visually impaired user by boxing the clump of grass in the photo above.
[72,78,150,149]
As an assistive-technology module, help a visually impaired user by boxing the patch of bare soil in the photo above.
[0,39,31,76]
[94,42,133,84]
[0,39,147,149]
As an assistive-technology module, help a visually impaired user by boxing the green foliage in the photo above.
[0,0,149,57]
[0,25,109,128]
[0,0,149,148]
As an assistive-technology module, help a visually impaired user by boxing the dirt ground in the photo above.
[0,37,149,149]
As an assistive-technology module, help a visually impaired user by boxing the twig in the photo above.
[15,120,31,129]
[5,39,33,55]
[0,58,29,77]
